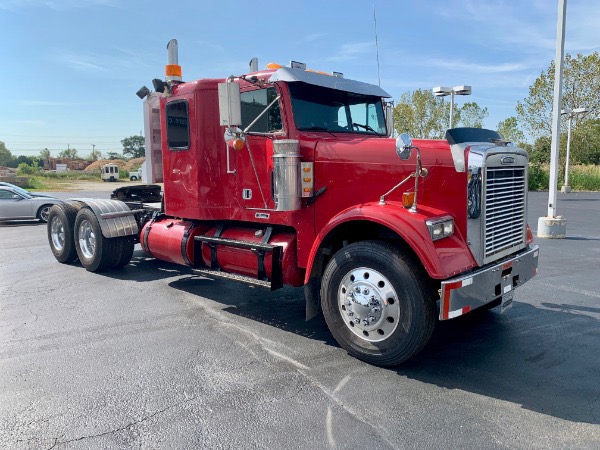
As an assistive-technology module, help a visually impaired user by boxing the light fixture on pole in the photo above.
[432,85,472,129]
[560,107,588,193]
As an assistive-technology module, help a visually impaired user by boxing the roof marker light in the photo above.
[290,61,306,70]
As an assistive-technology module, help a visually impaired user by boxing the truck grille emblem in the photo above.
[501,156,515,165]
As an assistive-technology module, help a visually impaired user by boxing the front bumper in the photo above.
[439,245,539,320]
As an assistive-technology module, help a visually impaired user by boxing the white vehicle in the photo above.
[101,164,120,182]
[128,168,142,181]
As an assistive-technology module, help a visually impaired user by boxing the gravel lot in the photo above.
[1,188,599,449]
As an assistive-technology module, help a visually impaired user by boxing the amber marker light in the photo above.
[402,192,415,209]
[165,64,182,78]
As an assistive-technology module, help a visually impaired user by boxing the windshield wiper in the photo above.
[352,122,382,136]
[298,126,335,136]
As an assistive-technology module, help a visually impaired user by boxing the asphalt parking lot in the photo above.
[1,189,599,449]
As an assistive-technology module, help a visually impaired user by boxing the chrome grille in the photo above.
[484,167,526,261]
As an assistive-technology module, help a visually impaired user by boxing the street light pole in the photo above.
[433,85,472,129]
[560,107,588,193]
[538,0,567,238]
[449,91,455,129]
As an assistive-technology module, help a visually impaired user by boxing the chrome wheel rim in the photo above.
[338,267,400,342]
[40,206,51,222]
[78,219,96,259]
[50,216,65,251]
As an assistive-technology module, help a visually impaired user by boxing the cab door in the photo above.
[234,87,283,210]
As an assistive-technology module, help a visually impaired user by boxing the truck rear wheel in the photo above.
[47,204,78,264]
[320,241,435,366]
[74,208,115,272]
[110,236,135,268]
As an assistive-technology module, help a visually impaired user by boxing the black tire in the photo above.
[110,236,135,268]
[320,241,436,366]
[74,208,116,272]
[37,204,53,223]
[130,176,137,181]
[47,204,78,264]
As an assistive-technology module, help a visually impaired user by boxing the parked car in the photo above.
[0,181,57,199]
[0,186,62,222]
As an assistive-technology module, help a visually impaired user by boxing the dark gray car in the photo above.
[0,186,62,222]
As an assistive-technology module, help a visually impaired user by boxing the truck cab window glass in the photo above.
[240,87,282,133]
[288,82,386,135]
[166,100,190,149]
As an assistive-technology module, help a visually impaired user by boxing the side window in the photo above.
[166,100,190,149]
[240,87,282,133]
[0,190,14,199]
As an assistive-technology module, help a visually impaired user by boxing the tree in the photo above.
[393,89,449,139]
[39,148,51,159]
[88,149,103,161]
[106,152,122,160]
[457,102,488,128]
[121,135,145,158]
[59,148,79,159]
[497,117,525,144]
[516,52,600,139]
[0,141,13,166]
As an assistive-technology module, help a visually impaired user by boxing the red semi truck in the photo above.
[46,40,538,366]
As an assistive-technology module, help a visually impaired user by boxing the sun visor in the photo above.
[268,67,391,98]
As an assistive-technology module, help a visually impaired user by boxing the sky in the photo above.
[1,0,599,158]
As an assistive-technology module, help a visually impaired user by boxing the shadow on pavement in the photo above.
[398,301,600,425]
[98,249,600,425]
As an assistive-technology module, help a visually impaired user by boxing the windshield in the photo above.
[12,185,31,197]
[288,82,386,135]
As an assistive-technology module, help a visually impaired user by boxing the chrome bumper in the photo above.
[439,245,539,320]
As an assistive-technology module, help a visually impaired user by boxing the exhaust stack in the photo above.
[165,39,182,82]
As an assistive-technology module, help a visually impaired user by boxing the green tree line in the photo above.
[0,135,145,168]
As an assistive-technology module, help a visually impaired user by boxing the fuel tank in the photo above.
[201,226,304,286]
[140,218,304,286]
[140,218,209,266]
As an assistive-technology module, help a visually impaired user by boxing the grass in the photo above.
[529,164,600,191]
[21,171,103,190]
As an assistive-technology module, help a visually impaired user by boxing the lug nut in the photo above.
[355,287,361,293]
[348,311,354,316]
[363,288,370,295]
[362,319,369,326]
[354,318,361,324]
[371,307,380,313]
[369,316,377,323]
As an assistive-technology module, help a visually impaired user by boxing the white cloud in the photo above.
[49,48,149,75]
[324,42,375,63]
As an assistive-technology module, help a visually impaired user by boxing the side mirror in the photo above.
[395,133,413,160]
[13,194,21,199]
[218,81,242,127]
[385,102,394,137]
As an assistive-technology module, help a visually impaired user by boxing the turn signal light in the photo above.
[402,192,415,209]
[227,138,245,150]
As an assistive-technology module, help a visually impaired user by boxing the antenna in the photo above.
[373,3,381,87]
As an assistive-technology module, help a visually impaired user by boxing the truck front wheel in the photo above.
[74,208,115,272]
[320,241,435,366]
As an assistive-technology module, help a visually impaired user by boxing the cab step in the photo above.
[192,268,272,289]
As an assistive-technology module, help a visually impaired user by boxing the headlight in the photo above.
[426,216,454,241]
